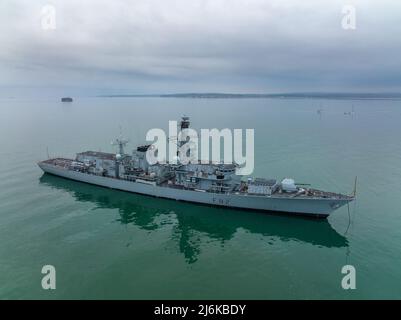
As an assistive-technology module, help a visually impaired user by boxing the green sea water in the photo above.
[0,97,400,299]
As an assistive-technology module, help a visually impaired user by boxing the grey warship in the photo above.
[38,116,354,218]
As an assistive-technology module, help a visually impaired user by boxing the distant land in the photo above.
[99,92,401,100]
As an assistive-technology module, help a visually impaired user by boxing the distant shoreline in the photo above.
[98,92,401,100]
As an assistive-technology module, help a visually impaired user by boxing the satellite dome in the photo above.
[116,153,122,160]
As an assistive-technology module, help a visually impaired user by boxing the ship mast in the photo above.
[111,127,129,155]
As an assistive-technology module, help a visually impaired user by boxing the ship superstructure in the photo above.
[38,116,354,218]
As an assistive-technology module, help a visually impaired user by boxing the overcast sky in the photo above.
[1,0,401,96]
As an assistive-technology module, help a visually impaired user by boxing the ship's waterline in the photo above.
[38,162,350,217]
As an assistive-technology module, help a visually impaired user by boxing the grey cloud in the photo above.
[1,0,401,95]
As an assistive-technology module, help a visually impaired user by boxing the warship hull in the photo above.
[38,162,351,218]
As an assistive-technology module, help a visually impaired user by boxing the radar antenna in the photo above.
[178,115,192,149]
[180,115,190,130]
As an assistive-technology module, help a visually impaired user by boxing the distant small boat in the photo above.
[344,104,355,116]
[61,97,73,102]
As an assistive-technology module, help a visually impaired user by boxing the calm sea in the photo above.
[0,97,400,299]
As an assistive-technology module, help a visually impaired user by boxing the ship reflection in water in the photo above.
[39,174,348,264]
